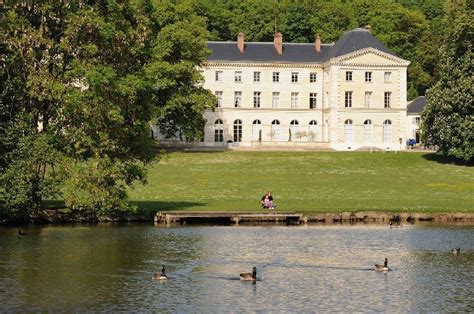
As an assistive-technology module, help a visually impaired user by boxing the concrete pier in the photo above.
[154,212,303,225]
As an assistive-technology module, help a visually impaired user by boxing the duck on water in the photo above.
[240,267,257,281]
[374,258,390,271]
[153,265,167,280]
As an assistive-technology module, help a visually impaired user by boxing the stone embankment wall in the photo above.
[304,211,474,223]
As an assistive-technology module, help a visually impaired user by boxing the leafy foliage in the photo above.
[421,0,473,161]
[0,1,214,221]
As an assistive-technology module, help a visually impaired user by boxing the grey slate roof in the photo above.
[207,42,333,63]
[407,96,426,114]
[207,28,398,63]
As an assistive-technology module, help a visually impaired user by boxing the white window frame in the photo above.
[346,71,353,81]
[253,71,261,82]
[291,92,299,109]
[309,93,317,109]
[309,120,318,141]
[363,119,373,143]
[214,119,224,143]
[234,91,242,108]
[384,72,391,83]
[233,119,242,142]
[234,71,242,83]
[344,119,353,144]
[364,91,372,108]
[271,119,281,141]
[252,119,262,141]
[365,71,372,82]
[272,92,279,108]
[215,91,223,108]
[215,71,223,82]
[384,92,391,108]
[273,72,280,82]
[383,119,392,144]
[345,91,352,108]
[310,72,317,83]
[289,120,299,141]
[253,91,261,108]
[291,72,299,83]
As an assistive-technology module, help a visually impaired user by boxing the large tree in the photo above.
[421,0,473,161]
[0,0,214,221]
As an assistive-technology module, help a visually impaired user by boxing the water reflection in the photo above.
[0,224,473,312]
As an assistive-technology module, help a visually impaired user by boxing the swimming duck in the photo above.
[153,265,167,280]
[240,267,257,281]
[374,258,390,271]
[451,248,461,255]
[17,229,27,237]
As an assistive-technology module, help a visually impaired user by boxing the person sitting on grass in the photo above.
[261,191,276,209]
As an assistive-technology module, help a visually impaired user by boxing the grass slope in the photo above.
[128,151,474,215]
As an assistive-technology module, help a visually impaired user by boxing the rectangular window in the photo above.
[234,91,242,108]
[214,129,223,142]
[291,92,299,109]
[273,72,280,82]
[253,92,261,108]
[272,92,279,108]
[234,71,242,82]
[364,91,372,108]
[383,92,392,108]
[309,93,317,109]
[365,71,372,82]
[346,71,352,81]
[215,71,223,82]
[291,72,299,83]
[345,91,352,108]
[254,71,261,82]
[384,92,391,108]
[215,91,223,108]
[384,72,391,83]
[310,72,317,83]
[414,117,421,125]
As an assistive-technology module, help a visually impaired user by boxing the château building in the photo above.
[157,27,412,151]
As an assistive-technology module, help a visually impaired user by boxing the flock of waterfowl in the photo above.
[14,228,462,282]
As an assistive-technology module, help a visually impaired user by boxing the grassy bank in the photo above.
[127,151,474,215]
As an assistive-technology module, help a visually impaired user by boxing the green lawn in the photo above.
[128,151,474,215]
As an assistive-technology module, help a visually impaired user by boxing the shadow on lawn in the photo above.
[422,153,473,166]
[44,200,207,219]
[131,200,207,218]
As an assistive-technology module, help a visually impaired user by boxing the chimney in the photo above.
[365,24,372,33]
[274,32,283,55]
[237,32,244,53]
[315,34,321,53]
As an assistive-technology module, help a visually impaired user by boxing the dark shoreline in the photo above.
[2,210,473,225]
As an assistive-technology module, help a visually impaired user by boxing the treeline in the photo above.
[188,0,445,99]
[0,1,215,221]
[0,0,471,222]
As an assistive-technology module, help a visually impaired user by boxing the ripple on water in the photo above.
[0,224,473,312]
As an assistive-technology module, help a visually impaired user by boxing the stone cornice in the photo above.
[203,62,324,69]
[328,48,410,67]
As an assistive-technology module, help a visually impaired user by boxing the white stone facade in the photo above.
[155,29,411,151]
[201,51,409,151]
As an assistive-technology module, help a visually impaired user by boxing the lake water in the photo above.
[0,223,473,312]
